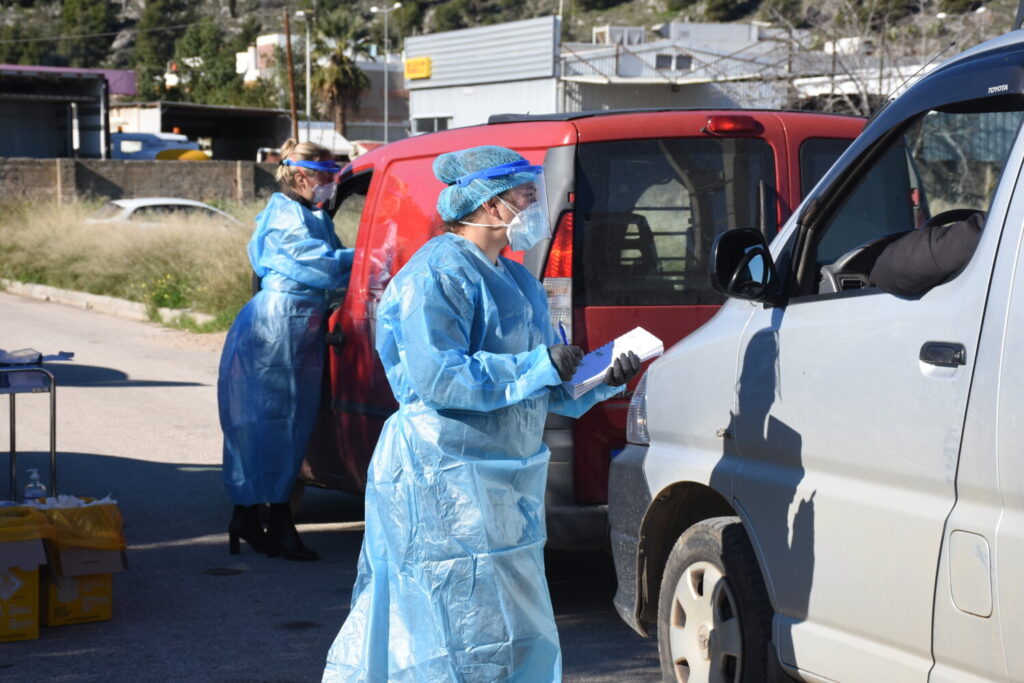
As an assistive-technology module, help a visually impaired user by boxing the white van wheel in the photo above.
[657,517,772,683]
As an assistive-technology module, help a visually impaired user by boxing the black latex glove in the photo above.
[548,344,584,381]
[604,351,641,387]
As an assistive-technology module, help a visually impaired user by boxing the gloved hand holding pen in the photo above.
[548,344,584,381]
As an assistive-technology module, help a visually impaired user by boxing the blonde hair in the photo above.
[275,138,333,189]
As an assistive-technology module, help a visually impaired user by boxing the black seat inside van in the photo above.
[585,212,678,304]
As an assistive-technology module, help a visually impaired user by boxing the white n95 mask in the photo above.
[503,201,551,252]
[312,182,337,208]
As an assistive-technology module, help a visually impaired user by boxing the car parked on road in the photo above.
[86,198,240,227]
[610,25,1024,683]
[301,108,863,550]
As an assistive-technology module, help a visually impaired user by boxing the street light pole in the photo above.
[296,10,315,142]
[371,3,402,144]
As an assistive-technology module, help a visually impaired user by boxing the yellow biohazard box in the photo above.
[36,498,126,627]
[0,507,54,642]
[41,572,113,626]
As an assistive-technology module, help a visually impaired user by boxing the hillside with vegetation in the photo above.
[0,0,1014,111]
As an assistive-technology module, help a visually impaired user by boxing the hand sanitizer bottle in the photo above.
[23,469,46,503]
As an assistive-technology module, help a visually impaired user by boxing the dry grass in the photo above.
[0,200,263,330]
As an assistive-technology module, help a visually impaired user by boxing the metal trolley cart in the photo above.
[0,350,72,502]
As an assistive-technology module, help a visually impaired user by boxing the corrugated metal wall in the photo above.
[411,78,558,129]
[561,81,743,112]
[404,16,558,89]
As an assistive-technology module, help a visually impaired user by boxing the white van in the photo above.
[609,25,1024,683]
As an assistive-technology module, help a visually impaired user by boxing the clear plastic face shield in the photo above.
[281,158,341,209]
[456,160,551,252]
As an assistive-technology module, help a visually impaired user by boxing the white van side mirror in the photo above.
[710,228,781,304]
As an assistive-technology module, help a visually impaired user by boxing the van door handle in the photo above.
[920,342,966,367]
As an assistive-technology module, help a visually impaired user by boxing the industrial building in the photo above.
[0,65,136,159]
[402,17,930,131]
[110,101,292,161]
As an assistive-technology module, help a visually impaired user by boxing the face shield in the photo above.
[455,160,551,252]
[281,159,341,209]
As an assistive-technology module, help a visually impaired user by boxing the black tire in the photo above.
[657,516,773,683]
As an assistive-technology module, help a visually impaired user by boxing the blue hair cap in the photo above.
[434,145,540,222]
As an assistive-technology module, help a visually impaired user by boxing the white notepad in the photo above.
[563,326,664,399]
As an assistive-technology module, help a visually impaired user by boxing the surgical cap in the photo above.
[434,145,539,222]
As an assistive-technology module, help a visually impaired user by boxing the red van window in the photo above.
[334,172,372,248]
[575,137,776,307]
[800,137,854,196]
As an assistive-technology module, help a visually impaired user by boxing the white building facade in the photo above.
[404,17,930,132]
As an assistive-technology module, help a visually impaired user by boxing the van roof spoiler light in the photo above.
[703,115,761,135]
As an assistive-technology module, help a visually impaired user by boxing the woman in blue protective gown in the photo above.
[323,146,641,681]
[218,139,354,562]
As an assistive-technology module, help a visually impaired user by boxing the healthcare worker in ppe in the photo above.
[218,138,354,562]
[323,145,641,682]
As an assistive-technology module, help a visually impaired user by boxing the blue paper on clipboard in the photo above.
[563,326,663,398]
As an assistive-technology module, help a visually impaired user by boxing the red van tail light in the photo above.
[543,210,574,341]
[545,211,574,278]
[703,115,761,135]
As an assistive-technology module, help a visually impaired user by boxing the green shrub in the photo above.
[0,199,260,332]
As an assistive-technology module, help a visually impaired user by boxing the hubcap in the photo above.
[668,561,742,683]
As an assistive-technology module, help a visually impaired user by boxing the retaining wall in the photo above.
[0,158,281,203]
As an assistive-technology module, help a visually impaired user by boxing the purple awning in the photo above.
[0,64,137,95]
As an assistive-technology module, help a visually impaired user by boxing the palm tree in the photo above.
[311,9,374,138]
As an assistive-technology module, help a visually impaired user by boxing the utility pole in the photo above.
[371,3,402,144]
[284,9,299,141]
[296,10,315,142]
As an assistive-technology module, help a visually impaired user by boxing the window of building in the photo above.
[413,117,451,135]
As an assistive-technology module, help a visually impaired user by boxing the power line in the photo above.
[0,21,204,45]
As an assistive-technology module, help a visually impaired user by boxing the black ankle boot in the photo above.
[228,504,267,555]
[265,502,318,561]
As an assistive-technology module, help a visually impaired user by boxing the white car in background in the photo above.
[86,198,240,226]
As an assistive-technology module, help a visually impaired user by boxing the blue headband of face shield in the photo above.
[453,159,543,187]
[281,159,341,173]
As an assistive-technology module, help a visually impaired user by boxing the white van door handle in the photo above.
[920,341,966,367]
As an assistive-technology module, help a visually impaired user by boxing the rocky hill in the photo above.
[1,0,1010,103]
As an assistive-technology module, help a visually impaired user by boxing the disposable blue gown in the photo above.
[323,232,619,682]
[218,192,354,505]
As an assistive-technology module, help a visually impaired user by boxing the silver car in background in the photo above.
[86,198,239,227]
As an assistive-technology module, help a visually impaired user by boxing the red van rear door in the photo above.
[565,111,855,503]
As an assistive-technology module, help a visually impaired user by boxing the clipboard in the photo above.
[563,327,663,398]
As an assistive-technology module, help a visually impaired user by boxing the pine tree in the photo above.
[60,0,116,68]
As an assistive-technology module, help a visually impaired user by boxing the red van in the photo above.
[302,109,864,549]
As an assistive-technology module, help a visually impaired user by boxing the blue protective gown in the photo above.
[323,232,619,682]
[218,192,354,506]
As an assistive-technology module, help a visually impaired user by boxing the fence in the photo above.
[0,158,281,203]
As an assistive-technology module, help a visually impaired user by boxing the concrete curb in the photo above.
[0,279,216,326]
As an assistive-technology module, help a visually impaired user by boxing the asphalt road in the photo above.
[0,291,660,682]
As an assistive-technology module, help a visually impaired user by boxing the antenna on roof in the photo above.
[1016,0,1024,30]
[868,41,957,122]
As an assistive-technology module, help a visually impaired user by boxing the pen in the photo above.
[558,321,569,345]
